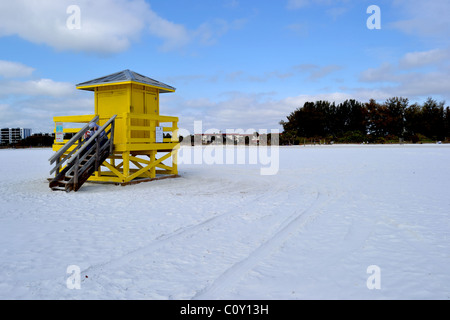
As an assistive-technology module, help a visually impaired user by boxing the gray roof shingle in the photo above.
[76,69,176,93]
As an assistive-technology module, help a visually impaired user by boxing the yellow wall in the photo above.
[93,83,161,144]
[130,84,158,139]
[96,85,130,116]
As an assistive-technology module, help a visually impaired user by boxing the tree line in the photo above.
[0,134,55,148]
[279,97,450,144]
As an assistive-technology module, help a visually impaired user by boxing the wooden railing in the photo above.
[49,115,99,173]
[49,115,117,191]
[52,115,98,146]
[125,113,179,145]
[50,113,179,185]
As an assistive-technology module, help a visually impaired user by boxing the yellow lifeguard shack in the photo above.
[50,70,179,188]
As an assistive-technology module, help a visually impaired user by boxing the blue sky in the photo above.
[0,0,449,133]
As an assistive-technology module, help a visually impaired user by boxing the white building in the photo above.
[195,133,259,145]
[0,128,32,144]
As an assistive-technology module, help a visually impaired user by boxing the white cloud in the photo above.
[391,0,450,39]
[0,0,190,54]
[245,70,294,83]
[164,68,295,86]
[0,104,15,125]
[0,60,74,97]
[0,0,245,54]
[282,92,352,107]
[389,71,450,98]
[351,71,450,102]
[359,63,397,83]
[358,48,450,101]
[286,23,309,37]
[164,65,449,133]
[0,60,35,78]
[0,0,148,53]
[224,0,240,9]
[399,49,449,69]
[193,18,247,47]
[163,91,358,133]
[326,6,348,20]
[286,0,350,11]
[294,64,343,81]
[0,79,73,97]
[361,49,450,84]
[1,96,94,133]
[0,60,91,132]
[286,0,310,10]
[147,9,190,52]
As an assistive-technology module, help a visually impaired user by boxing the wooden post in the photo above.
[56,157,61,175]
[74,155,79,190]
[95,138,100,171]
[150,151,156,178]
[172,149,178,175]
[172,122,178,175]
[108,119,115,176]
[123,152,130,181]
[110,120,115,154]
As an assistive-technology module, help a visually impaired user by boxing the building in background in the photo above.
[0,128,32,144]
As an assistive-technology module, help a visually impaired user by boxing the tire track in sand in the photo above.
[80,185,297,285]
[192,191,331,300]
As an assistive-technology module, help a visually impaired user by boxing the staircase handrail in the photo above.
[49,115,99,165]
[49,114,117,192]
[67,115,117,165]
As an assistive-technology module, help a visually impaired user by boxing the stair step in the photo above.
[54,178,70,183]
[51,187,67,192]
[50,146,111,193]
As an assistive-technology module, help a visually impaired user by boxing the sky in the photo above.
[0,0,449,134]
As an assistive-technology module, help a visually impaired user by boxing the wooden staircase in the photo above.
[49,115,117,192]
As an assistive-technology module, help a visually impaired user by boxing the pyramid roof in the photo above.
[76,70,175,93]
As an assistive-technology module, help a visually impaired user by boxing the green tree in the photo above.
[335,99,368,136]
[366,99,388,138]
[445,107,450,139]
[404,103,423,139]
[281,102,324,137]
[421,97,445,140]
[385,97,408,139]
[280,96,446,143]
